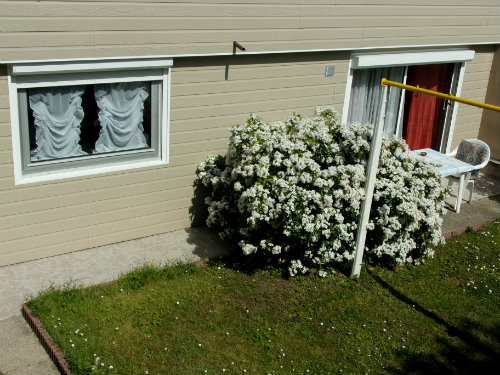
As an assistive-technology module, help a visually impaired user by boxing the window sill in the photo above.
[16,158,168,185]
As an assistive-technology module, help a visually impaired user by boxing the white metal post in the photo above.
[350,84,388,278]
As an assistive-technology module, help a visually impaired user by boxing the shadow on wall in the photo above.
[190,175,210,228]
[186,168,235,261]
[478,46,500,161]
[369,270,500,375]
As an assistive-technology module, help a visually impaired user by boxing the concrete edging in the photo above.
[22,304,71,375]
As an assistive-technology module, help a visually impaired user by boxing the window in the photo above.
[8,58,172,184]
[347,66,405,137]
[342,50,475,152]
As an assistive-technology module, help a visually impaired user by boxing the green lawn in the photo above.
[27,221,500,375]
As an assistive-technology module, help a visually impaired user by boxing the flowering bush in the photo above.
[197,109,449,276]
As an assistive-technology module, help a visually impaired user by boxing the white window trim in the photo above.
[341,49,473,152]
[8,58,173,185]
[350,49,474,69]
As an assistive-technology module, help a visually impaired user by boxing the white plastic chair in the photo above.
[447,139,490,204]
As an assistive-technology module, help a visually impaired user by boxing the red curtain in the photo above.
[403,64,451,150]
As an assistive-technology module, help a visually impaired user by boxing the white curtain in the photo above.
[29,86,87,161]
[347,67,405,135]
[94,82,149,153]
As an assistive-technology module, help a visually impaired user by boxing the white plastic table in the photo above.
[412,148,476,213]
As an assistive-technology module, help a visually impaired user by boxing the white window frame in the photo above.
[8,57,172,185]
[342,49,474,153]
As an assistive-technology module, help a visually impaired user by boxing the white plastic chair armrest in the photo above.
[446,147,458,157]
[474,156,490,170]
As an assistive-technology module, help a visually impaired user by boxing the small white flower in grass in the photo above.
[110,366,113,370]
[101,363,104,367]
[71,344,75,348]
[176,301,180,305]
[115,327,119,331]
[198,344,202,347]
[226,331,229,335]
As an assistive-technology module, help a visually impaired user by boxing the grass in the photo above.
[27,221,500,375]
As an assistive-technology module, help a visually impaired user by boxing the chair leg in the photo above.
[468,180,474,203]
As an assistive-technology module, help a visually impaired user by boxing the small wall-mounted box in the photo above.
[325,65,335,77]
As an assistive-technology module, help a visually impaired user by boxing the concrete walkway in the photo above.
[0,227,232,375]
[0,193,499,374]
[0,227,232,321]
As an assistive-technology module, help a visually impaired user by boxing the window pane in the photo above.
[93,82,151,155]
[26,81,153,163]
[348,67,404,135]
[27,85,87,161]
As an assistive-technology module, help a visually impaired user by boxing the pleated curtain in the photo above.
[28,86,87,161]
[94,82,149,153]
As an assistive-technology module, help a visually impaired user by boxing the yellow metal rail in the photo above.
[381,78,500,112]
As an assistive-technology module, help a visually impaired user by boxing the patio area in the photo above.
[442,170,500,210]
